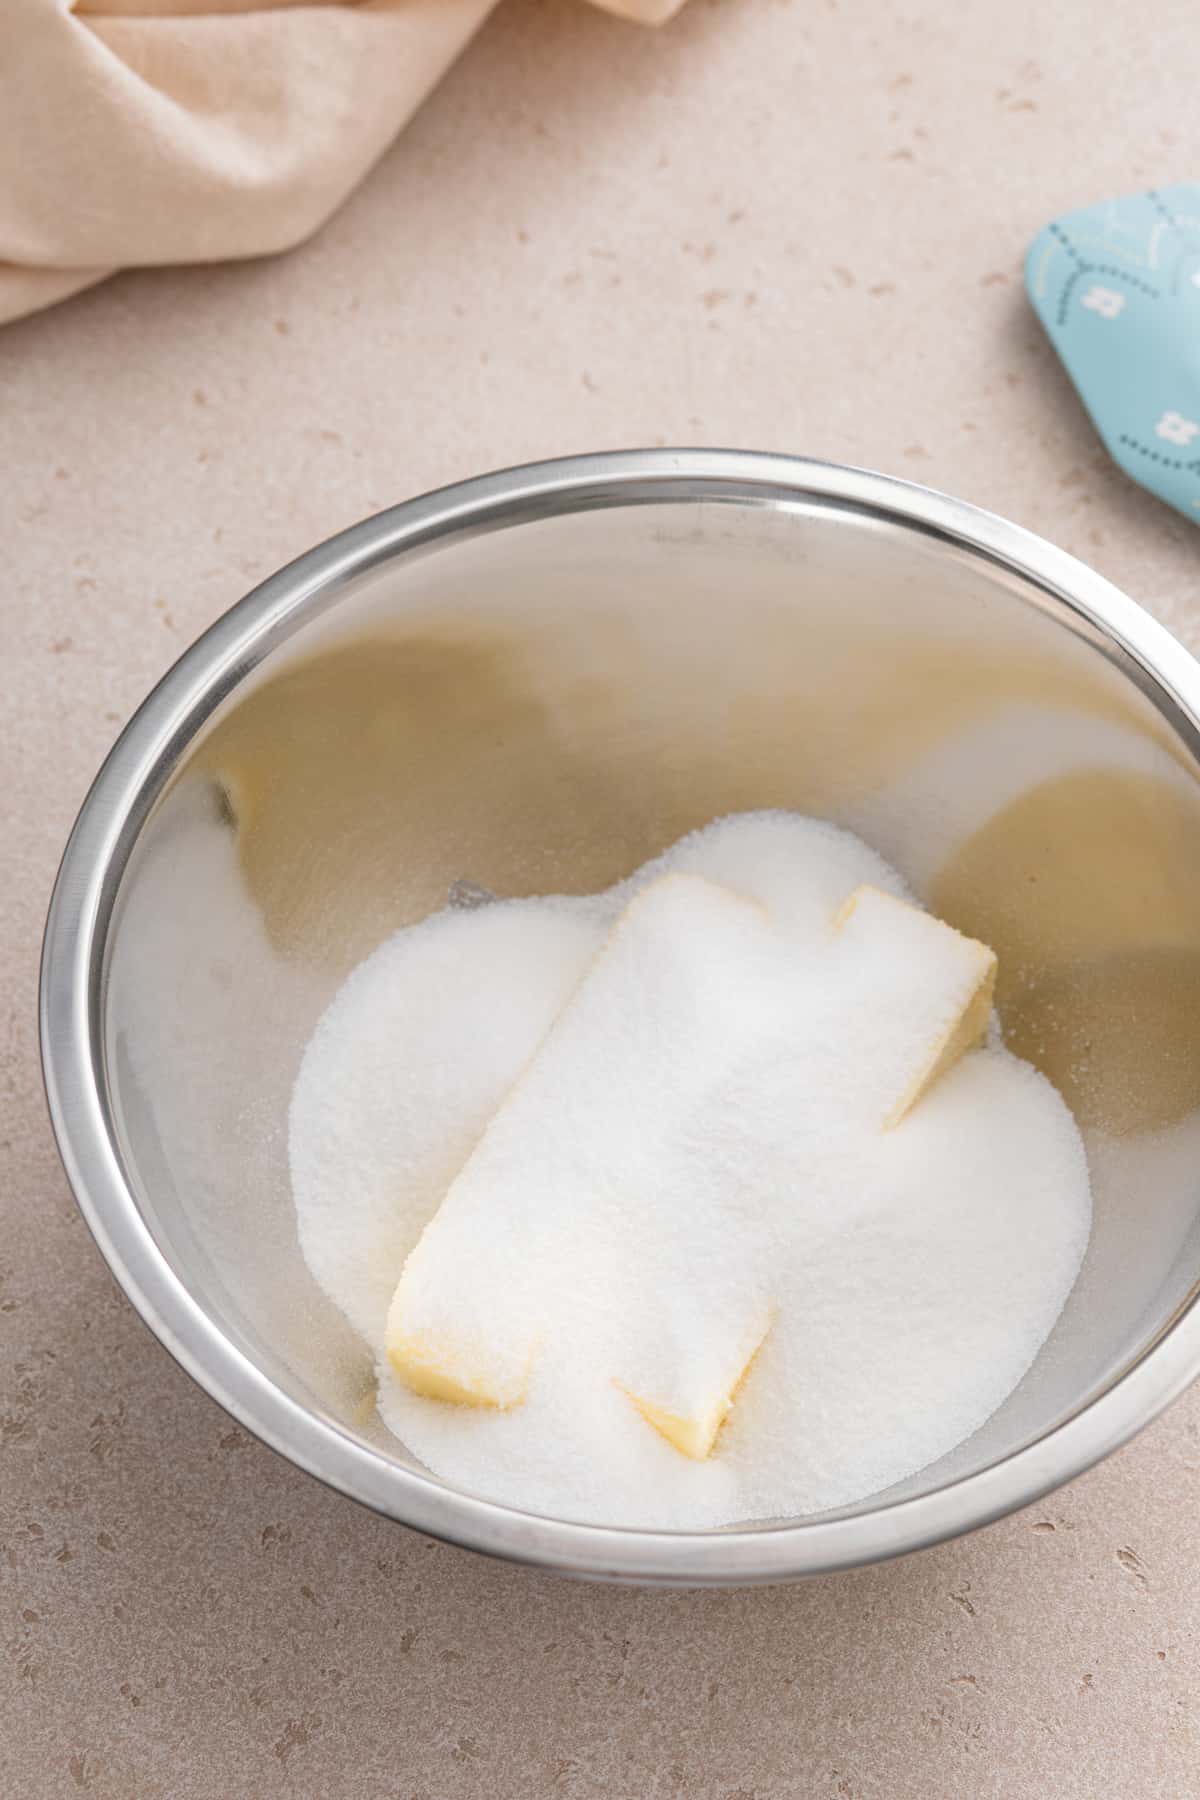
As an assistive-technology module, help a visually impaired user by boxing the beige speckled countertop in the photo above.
[3,1,1199,1794]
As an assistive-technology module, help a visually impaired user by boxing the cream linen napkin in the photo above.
[0,0,687,326]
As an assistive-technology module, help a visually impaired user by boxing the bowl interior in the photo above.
[102,491,1200,1529]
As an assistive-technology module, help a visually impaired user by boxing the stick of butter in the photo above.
[832,885,997,1127]
[385,874,778,1427]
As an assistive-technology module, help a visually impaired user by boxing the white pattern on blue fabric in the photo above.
[1026,184,1200,524]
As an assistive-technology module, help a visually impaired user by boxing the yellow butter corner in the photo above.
[384,1299,535,1411]
[619,1314,771,1461]
[834,884,998,1127]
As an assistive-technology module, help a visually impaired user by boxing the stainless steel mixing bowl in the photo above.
[41,451,1200,1583]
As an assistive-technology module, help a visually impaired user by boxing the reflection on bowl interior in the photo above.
[103,498,1200,1526]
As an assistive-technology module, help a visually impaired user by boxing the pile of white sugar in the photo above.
[290,811,1091,1529]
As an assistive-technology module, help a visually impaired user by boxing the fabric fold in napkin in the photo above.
[0,0,688,327]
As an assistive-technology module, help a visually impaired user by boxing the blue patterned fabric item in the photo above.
[1026,185,1200,525]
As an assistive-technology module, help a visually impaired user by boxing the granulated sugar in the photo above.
[291,812,899,1345]
[290,811,1091,1528]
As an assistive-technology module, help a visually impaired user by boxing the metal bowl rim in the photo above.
[39,448,1200,1583]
